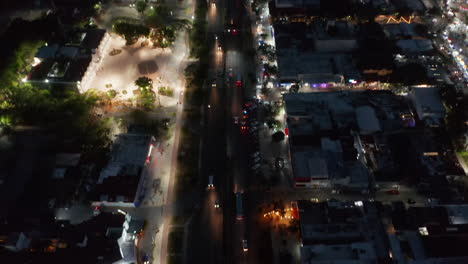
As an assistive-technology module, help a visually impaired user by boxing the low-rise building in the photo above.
[283,91,413,190]
[297,200,389,263]
[388,204,468,264]
[410,87,446,127]
[25,28,110,91]
[92,133,157,208]
[273,22,361,88]
[301,242,377,264]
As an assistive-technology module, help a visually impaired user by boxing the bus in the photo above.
[236,192,243,220]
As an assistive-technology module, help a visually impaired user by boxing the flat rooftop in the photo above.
[301,242,377,263]
[283,91,411,136]
[98,133,155,185]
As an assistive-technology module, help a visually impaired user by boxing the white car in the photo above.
[242,239,248,252]
[208,175,214,189]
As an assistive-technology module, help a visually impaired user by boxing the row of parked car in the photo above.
[240,100,263,176]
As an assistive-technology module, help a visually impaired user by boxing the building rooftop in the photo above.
[443,205,468,225]
[95,133,156,205]
[301,242,377,264]
[81,29,106,51]
[284,91,410,136]
[298,201,368,244]
[273,0,320,9]
[396,39,433,54]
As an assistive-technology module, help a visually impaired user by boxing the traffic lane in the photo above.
[206,188,223,263]
[186,191,214,263]
[232,193,248,264]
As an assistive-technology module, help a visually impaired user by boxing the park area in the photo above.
[82,33,185,108]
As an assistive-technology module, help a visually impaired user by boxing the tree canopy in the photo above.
[112,22,150,45]
[135,76,153,89]
[135,0,148,14]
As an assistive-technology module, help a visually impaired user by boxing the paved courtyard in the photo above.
[83,34,185,107]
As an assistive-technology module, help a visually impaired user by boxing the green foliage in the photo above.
[158,86,174,97]
[189,0,208,58]
[0,41,45,104]
[107,89,118,99]
[144,4,190,48]
[135,76,153,89]
[184,62,206,106]
[145,4,190,30]
[137,87,156,110]
[0,39,111,153]
[112,22,150,45]
[440,85,465,150]
[135,0,148,14]
[263,63,278,76]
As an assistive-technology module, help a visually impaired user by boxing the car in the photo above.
[407,198,416,204]
[386,189,400,195]
[214,200,220,208]
[242,239,248,252]
[207,175,214,189]
[251,151,260,158]
[236,81,242,87]
[233,116,239,124]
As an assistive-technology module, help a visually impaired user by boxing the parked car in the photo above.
[242,239,248,252]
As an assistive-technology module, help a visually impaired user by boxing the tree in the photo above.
[263,64,278,76]
[144,4,191,48]
[135,77,156,110]
[113,22,150,45]
[272,131,285,142]
[135,0,148,14]
[135,76,153,89]
[145,4,191,31]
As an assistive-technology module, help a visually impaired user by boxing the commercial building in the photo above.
[297,200,389,263]
[283,91,414,190]
[273,21,361,89]
[388,204,468,263]
[409,87,446,127]
[92,133,157,208]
